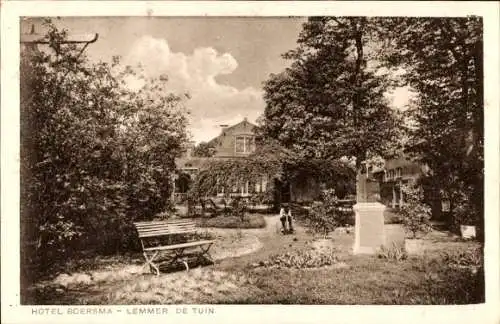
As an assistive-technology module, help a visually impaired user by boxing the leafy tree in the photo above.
[20,21,188,276]
[260,17,401,170]
[380,17,483,238]
[192,141,216,157]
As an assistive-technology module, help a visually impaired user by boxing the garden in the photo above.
[19,18,485,306]
[22,184,484,305]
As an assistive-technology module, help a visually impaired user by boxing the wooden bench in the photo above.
[134,219,215,275]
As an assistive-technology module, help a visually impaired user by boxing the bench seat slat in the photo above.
[137,225,196,231]
[136,225,196,230]
[138,231,197,238]
[143,240,215,251]
[135,221,194,227]
[137,227,196,233]
[134,220,191,226]
[136,224,195,230]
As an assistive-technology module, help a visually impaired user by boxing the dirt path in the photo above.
[211,215,318,271]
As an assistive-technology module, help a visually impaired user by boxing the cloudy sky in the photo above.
[22,17,410,143]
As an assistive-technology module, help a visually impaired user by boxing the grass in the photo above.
[197,213,266,229]
[22,214,483,305]
[240,253,484,304]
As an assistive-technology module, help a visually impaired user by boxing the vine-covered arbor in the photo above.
[186,141,356,211]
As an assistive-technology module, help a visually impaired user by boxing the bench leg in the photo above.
[181,260,189,272]
[166,248,188,271]
[143,251,160,276]
[197,243,214,265]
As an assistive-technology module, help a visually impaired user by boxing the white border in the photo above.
[2,2,499,324]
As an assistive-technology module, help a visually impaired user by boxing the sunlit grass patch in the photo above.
[96,268,257,304]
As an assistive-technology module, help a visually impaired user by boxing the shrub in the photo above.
[258,249,340,269]
[377,243,407,261]
[308,189,343,238]
[197,214,266,229]
[439,246,483,267]
[230,197,248,222]
[399,183,432,238]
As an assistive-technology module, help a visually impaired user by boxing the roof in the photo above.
[207,118,257,146]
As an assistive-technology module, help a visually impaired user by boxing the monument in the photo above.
[353,166,386,254]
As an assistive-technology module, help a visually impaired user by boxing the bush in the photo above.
[377,243,407,261]
[257,249,340,269]
[308,189,344,238]
[230,197,248,222]
[439,246,483,267]
[399,183,432,238]
[197,214,266,229]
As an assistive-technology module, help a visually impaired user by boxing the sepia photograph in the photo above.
[18,14,487,305]
[2,2,499,323]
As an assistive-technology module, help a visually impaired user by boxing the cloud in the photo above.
[124,36,265,143]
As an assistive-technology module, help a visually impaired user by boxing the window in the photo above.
[241,181,249,196]
[386,169,396,181]
[395,167,402,178]
[235,136,255,153]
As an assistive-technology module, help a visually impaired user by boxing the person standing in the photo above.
[279,204,288,233]
[286,206,294,233]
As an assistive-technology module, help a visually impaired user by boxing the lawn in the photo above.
[22,215,483,305]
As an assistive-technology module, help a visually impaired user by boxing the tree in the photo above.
[259,17,401,170]
[20,21,189,275]
[380,17,483,238]
[192,141,216,157]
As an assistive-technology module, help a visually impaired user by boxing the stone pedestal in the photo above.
[353,202,386,254]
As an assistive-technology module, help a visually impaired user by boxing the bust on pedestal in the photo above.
[353,170,386,254]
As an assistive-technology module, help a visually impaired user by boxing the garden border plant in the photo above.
[399,182,432,254]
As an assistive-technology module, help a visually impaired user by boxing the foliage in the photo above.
[399,183,432,238]
[377,243,407,261]
[257,249,340,269]
[230,197,248,222]
[20,21,188,273]
[449,188,480,229]
[192,141,216,157]
[188,139,355,213]
[409,253,484,304]
[379,17,484,239]
[259,17,401,169]
[439,246,483,267]
[197,214,266,229]
[308,190,344,238]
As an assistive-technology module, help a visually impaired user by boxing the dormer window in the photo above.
[235,135,255,153]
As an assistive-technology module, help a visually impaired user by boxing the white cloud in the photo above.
[124,36,265,143]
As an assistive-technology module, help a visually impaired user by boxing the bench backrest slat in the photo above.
[133,220,198,238]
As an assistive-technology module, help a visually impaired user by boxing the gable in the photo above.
[207,119,257,157]
[208,119,256,145]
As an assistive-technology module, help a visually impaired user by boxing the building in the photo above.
[174,118,269,200]
[174,118,355,206]
[369,157,429,208]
